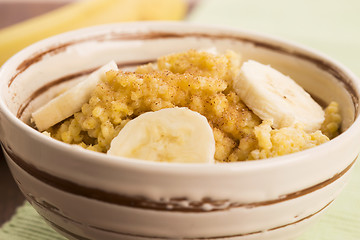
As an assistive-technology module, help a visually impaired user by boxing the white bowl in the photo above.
[1,22,360,240]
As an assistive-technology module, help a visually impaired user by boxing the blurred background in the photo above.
[1,0,360,74]
[0,0,72,29]
[0,0,360,239]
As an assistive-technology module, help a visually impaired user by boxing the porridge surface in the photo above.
[46,50,341,161]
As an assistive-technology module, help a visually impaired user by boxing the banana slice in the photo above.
[107,107,215,163]
[233,60,324,132]
[32,61,118,131]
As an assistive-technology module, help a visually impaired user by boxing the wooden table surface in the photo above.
[0,0,70,227]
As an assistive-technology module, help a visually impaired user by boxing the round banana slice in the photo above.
[107,107,215,163]
[32,61,118,131]
[233,60,324,132]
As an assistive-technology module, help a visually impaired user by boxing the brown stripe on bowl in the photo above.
[4,145,356,212]
[33,192,334,239]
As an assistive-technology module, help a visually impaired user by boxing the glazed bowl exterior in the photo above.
[0,22,360,240]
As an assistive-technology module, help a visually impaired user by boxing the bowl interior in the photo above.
[1,22,358,135]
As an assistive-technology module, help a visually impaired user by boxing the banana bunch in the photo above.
[0,0,186,66]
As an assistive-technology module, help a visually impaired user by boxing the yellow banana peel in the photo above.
[0,0,187,66]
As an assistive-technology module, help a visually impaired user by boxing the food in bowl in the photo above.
[31,49,341,162]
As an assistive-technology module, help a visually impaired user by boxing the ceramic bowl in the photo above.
[1,22,360,240]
